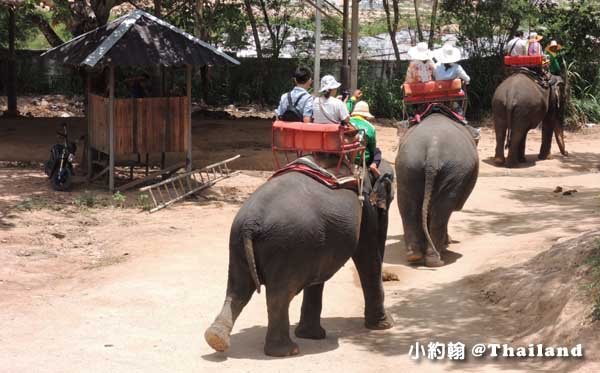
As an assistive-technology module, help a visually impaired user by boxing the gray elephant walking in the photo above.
[492,72,568,167]
[205,161,395,357]
[396,114,479,267]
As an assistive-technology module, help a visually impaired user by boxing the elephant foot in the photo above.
[204,323,231,352]
[561,150,569,157]
[493,156,505,165]
[264,338,299,357]
[406,247,424,263]
[365,311,394,330]
[425,248,445,268]
[295,323,326,340]
[519,157,527,163]
[538,152,550,160]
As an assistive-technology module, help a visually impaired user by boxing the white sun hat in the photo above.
[319,75,342,93]
[434,43,463,64]
[351,101,374,119]
[407,42,433,61]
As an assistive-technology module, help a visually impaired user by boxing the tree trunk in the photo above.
[5,8,18,117]
[382,0,401,62]
[413,0,423,42]
[428,0,438,48]
[244,0,263,60]
[154,0,163,17]
[29,14,64,47]
[258,0,279,58]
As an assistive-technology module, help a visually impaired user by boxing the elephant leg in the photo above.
[264,287,298,357]
[518,137,527,163]
[295,283,326,340]
[352,247,394,330]
[506,129,523,168]
[539,119,554,160]
[554,124,568,156]
[205,269,255,352]
[494,120,507,165]
[398,197,426,262]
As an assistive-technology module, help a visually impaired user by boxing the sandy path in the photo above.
[1,125,599,372]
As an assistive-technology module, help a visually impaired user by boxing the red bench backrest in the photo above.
[403,79,462,97]
[504,55,543,66]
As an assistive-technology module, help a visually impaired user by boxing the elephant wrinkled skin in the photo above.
[492,73,568,167]
[395,114,479,267]
[205,161,395,357]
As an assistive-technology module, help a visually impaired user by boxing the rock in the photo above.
[40,99,49,106]
[382,270,399,282]
[563,189,578,196]
[52,232,66,239]
[553,186,563,193]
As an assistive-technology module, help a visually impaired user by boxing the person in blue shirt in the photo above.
[276,67,314,122]
[433,44,471,84]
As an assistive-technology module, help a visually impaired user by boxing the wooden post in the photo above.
[86,71,92,181]
[314,0,322,93]
[341,0,350,90]
[186,65,192,172]
[350,0,359,91]
[108,65,115,192]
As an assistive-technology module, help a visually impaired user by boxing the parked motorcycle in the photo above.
[44,123,76,191]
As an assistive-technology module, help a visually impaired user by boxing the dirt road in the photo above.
[1,121,599,372]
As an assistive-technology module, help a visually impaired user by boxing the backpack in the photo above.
[278,91,307,122]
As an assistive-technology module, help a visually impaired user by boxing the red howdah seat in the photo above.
[271,120,365,172]
[504,55,543,67]
[403,79,465,104]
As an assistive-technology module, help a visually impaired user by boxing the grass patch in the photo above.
[15,196,57,211]
[585,240,600,322]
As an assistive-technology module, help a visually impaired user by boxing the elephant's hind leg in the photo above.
[205,270,255,352]
[265,287,299,357]
[518,137,527,163]
[493,119,507,165]
[295,283,326,339]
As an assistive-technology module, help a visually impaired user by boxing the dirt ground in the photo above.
[1,116,600,372]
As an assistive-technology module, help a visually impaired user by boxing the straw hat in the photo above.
[433,44,463,64]
[407,42,433,61]
[529,32,543,42]
[545,40,562,52]
[351,101,374,119]
[319,75,341,93]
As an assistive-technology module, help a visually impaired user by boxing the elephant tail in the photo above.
[422,155,439,256]
[505,106,514,150]
[243,234,261,294]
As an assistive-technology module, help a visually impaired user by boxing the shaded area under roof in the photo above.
[41,10,240,68]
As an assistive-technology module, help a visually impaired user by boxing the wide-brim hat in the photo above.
[545,40,562,52]
[529,32,543,42]
[319,75,341,93]
[352,101,374,119]
[433,44,463,64]
[407,42,433,61]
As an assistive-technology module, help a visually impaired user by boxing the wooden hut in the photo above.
[41,10,240,191]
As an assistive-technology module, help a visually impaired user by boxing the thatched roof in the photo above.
[41,10,240,68]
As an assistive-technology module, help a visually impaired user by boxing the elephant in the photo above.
[492,72,568,167]
[395,114,479,267]
[204,161,395,357]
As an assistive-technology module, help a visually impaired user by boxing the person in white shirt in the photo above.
[312,75,350,125]
[433,43,471,84]
[505,30,527,56]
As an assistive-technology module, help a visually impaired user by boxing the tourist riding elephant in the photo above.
[396,114,479,267]
[492,73,568,167]
[204,161,395,357]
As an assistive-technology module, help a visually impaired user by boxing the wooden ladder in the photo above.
[139,155,240,213]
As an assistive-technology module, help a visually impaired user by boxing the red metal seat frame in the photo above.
[402,79,468,120]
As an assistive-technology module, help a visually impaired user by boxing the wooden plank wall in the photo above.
[89,95,190,155]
